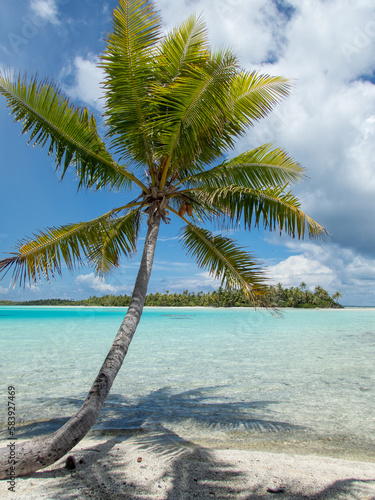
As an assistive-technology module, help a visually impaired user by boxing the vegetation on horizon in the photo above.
[0,283,342,308]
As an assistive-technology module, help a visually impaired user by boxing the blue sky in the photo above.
[1,0,375,305]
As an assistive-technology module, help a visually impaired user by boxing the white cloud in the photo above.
[28,283,42,294]
[75,273,126,294]
[157,236,180,242]
[30,0,59,25]
[65,55,105,109]
[159,0,289,65]
[266,254,335,289]
[155,0,375,269]
[228,0,375,265]
[251,0,375,82]
[0,285,9,295]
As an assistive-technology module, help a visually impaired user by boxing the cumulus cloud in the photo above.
[158,0,292,64]
[75,273,126,294]
[250,78,375,258]
[65,55,105,109]
[30,0,59,25]
[75,267,218,296]
[266,254,335,289]
[230,0,375,266]
[0,285,9,295]
[28,283,42,294]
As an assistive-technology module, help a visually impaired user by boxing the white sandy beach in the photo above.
[2,435,375,500]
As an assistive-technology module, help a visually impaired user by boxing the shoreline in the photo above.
[2,422,375,464]
[2,304,375,310]
[2,435,375,499]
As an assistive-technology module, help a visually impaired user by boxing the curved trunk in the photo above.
[0,215,161,479]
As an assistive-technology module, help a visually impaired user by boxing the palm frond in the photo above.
[179,224,267,299]
[200,184,327,238]
[159,71,291,184]
[102,0,161,167]
[0,208,141,286]
[88,210,143,274]
[186,144,305,190]
[157,14,209,81]
[226,71,292,136]
[0,72,140,191]
[158,49,239,187]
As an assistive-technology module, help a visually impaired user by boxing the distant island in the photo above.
[0,283,342,308]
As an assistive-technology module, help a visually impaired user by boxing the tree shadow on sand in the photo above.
[9,387,375,498]
[20,428,375,499]
[29,430,248,499]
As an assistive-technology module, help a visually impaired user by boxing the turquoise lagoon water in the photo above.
[0,306,374,461]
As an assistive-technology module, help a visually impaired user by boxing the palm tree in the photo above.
[0,0,325,478]
[332,291,342,304]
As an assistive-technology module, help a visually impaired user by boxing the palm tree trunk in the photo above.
[0,214,161,479]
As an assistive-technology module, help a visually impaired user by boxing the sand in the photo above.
[1,432,375,500]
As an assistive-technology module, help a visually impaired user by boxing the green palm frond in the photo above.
[227,71,291,135]
[88,209,143,274]
[158,49,239,187]
[159,71,291,183]
[101,0,161,167]
[0,207,141,286]
[201,184,327,238]
[157,14,209,81]
[186,144,305,190]
[0,72,140,191]
[180,224,267,299]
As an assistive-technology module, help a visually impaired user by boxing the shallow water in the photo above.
[1,306,374,460]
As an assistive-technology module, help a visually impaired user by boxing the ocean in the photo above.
[0,306,374,461]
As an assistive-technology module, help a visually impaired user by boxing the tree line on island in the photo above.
[0,283,342,308]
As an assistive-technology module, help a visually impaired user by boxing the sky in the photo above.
[1,0,375,305]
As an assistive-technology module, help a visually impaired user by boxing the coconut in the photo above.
[179,203,187,216]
